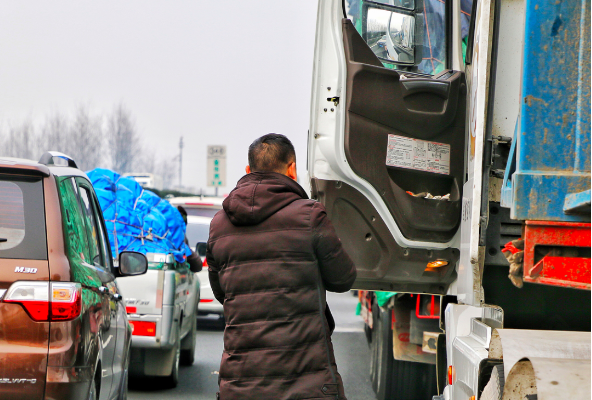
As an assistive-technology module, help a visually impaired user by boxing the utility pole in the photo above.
[178,136,184,188]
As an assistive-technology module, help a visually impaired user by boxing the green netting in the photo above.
[375,291,397,307]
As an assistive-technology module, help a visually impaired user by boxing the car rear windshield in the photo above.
[186,222,210,256]
[0,176,47,260]
[185,208,220,218]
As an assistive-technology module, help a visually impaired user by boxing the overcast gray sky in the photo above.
[0,1,318,194]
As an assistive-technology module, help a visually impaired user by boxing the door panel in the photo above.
[54,177,108,394]
[76,180,119,399]
[312,178,458,293]
[308,0,466,293]
[342,19,466,243]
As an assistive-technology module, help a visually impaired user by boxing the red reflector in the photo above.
[126,306,137,314]
[200,299,214,303]
[202,259,208,267]
[130,321,157,336]
[4,300,50,321]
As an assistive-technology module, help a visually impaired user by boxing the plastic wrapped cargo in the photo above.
[87,168,192,263]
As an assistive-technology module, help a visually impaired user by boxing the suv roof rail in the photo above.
[39,151,78,169]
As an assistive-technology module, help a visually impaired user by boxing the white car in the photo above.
[186,214,224,319]
[168,196,225,218]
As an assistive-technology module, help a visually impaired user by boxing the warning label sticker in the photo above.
[385,134,450,175]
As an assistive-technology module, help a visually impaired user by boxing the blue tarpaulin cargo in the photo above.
[88,168,192,263]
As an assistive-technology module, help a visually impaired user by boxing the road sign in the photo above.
[207,145,226,187]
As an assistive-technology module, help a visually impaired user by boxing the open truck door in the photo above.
[308,0,495,297]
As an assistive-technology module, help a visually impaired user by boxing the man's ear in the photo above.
[245,165,251,174]
[286,162,297,181]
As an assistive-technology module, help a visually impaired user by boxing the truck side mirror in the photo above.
[119,251,148,276]
[363,6,416,66]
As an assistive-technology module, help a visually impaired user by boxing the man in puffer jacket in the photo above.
[207,133,357,400]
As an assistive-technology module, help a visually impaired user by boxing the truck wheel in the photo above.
[369,297,380,391]
[163,328,181,388]
[374,306,394,400]
[364,323,372,346]
[180,316,197,366]
[370,300,438,400]
[388,359,438,400]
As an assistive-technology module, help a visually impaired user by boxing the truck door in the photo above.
[308,0,489,294]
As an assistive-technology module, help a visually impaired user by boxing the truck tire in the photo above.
[373,306,394,400]
[369,297,380,391]
[364,323,372,346]
[162,327,181,388]
[388,359,438,400]
[369,298,438,400]
[180,316,197,366]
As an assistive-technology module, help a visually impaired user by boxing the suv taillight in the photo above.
[2,281,82,322]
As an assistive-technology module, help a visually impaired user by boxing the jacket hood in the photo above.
[223,172,308,226]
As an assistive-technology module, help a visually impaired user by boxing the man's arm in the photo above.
[187,250,203,272]
[206,241,226,304]
[312,202,357,292]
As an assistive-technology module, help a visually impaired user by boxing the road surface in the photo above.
[128,291,375,399]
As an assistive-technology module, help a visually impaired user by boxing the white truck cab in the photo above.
[308,0,591,399]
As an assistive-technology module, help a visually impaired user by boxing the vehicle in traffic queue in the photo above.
[168,196,224,218]
[88,169,202,389]
[122,172,163,191]
[117,253,200,388]
[185,215,224,321]
[0,152,148,400]
[307,0,591,399]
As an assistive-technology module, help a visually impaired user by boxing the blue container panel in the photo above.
[512,0,591,221]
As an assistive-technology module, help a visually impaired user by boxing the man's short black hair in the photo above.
[248,133,296,173]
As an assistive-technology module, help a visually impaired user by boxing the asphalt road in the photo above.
[128,291,375,400]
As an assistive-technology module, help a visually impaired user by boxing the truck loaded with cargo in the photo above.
[307,0,591,399]
[88,169,201,388]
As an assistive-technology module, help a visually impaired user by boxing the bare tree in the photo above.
[1,104,183,191]
[69,105,103,170]
[107,103,139,174]
[39,112,71,157]
[3,118,36,160]
[135,146,157,174]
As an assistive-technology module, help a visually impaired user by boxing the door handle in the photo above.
[98,286,109,294]
[401,80,450,99]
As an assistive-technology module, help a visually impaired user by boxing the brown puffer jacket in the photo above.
[206,172,356,400]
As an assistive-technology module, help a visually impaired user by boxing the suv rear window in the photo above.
[0,177,47,260]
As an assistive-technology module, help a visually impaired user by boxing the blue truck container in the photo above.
[502,0,591,221]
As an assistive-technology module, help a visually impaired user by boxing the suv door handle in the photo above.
[98,286,109,294]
